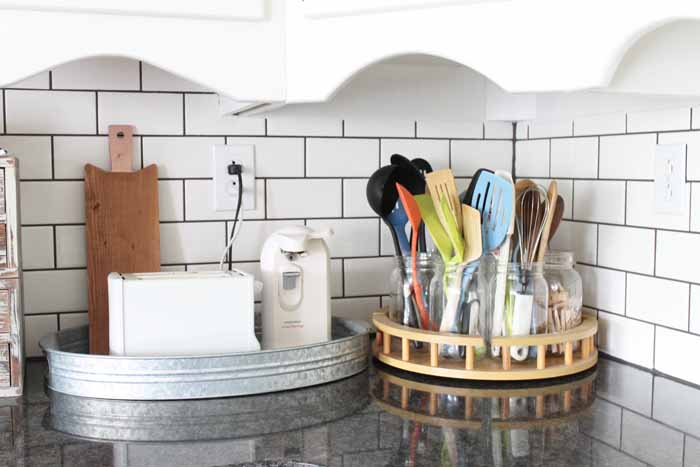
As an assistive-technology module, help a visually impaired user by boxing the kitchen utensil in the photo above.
[536,180,559,262]
[109,271,259,356]
[390,154,428,254]
[415,194,452,263]
[463,169,515,253]
[367,165,409,255]
[426,169,462,235]
[548,195,565,241]
[396,183,429,329]
[411,157,433,176]
[261,226,332,349]
[440,194,465,263]
[457,204,482,338]
[85,125,160,355]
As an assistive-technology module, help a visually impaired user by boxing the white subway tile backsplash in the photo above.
[21,226,54,270]
[573,180,625,224]
[577,265,625,313]
[0,136,51,179]
[452,140,512,176]
[416,120,482,139]
[380,139,449,170]
[529,120,572,139]
[344,119,413,137]
[484,122,512,139]
[550,137,598,178]
[659,131,700,181]
[331,297,381,322]
[20,181,85,224]
[185,179,265,221]
[515,140,549,177]
[343,179,375,218]
[142,137,223,178]
[626,274,689,330]
[549,221,597,264]
[267,179,341,219]
[24,269,87,314]
[627,107,690,133]
[686,437,700,467]
[59,312,88,330]
[227,137,304,178]
[380,224,397,256]
[344,257,394,296]
[306,218,379,258]
[98,92,183,135]
[185,94,265,135]
[141,63,211,92]
[598,311,655,368]
[159,180,184,222]
[655,327,700,385]
[598,225,655,274]
[54,136,141,178]
[573,112,626,136]
[692,285,700,334]
[306,138,378,177]
[53,57,139,90]
[228,220,298,262]
[7,72,50,90]
[599,134,656,180]
[160,222,225,264]
[267,117,342,137]
[55,225,86,268]
[515,122,528,140]
[621,410,684,467]
[627,181,690,231]
[656,231,700,283]
[693,184,700,232]
[5,90,96,134]
[25,314,58,358]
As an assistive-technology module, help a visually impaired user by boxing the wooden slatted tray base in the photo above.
[372,312,598,381]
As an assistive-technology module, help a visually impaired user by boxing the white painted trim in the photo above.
[302,0,501,19]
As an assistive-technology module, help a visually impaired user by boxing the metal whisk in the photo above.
[515,185,549,274]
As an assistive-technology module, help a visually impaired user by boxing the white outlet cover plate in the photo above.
[654,143,686,214]
[213,144,256,212]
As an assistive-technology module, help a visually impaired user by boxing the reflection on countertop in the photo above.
[0,357,698,466]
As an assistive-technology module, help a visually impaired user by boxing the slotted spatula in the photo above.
[463,169,514,253]
[426,169,462,236]
[415,194,452,263]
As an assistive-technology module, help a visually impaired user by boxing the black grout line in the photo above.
[52,226,57,269]
[48,71,53,90]
[182,179,186,221]
[2,89,6,133]
[653,229,657,276]
[182,94,186,135]
[264,118,268,136]
[595,305,700,339]
[578,260,700,288]
[618,409,624,450]
[623,272,627,316]
[49,136,55,179]
[341,120,345,137]
[682,435,687,467]
[138,61,143,91]
[94,92,99,134]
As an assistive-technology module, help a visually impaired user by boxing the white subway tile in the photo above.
[24,269,87,314]
[343,179,375,218]
[659,131,700,181]
[380,223,397,256]
[141,63,211,92]
[54,136,141,178]
[574,112,626,136]
[185,94,265,135]
[484,122,512,139]
[550,137,598,178]
[627,181,690,231]
[573,180,625,224]
[529,120,572,139]
[598,311,654,368]
[626,274,689,330]
[20,181,84,224]
[380,139,449,170]
[515,122,528,140]
[332,297,381,322]
[98,92,183,135]
[7,71,50,89]
[55,225,86,268]
[655,327,700,385]
[160,222,225,264]
[306,138,378,177]
[692,285,700,334]
[5,90,96,134]
[656,231,700,283]
[306,219,379,258]
[598,225,655,274]
[21,226,54,270]
[515,140,549,178]
[577,265,625,313]
[417,120,482,139]
[627,107,691,133]
[267,117,342,137]
[549,221,597,265]
[344,119,413,138]
[653,377,700,439]
[184,179,264,221]
[344,257,394,296]
[621,410,684,467]
[693,184,700,232]
[267,179,341,218]
[59,312,88,331]
[159,180,184,222]
[420,120,484,139]
[228,220,298,262]
[686,437,700,467]
[52,57,139,90]
[25,314,58,357]
[227,137,304,178]
[0,136,51,179]
[599,134,656,180]
[142,137,223,178]
[452,140,512,176]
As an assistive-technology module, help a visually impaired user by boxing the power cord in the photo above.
[219,162,244,271]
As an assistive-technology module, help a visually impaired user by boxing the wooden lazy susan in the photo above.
[372,312,598,381]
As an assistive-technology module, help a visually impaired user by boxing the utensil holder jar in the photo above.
[544,251,583,354]
[388,254,443,330]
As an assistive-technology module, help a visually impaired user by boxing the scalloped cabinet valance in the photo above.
[3,0,700,116]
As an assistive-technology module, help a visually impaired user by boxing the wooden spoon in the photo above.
[537,181,558,262]
[548,195,565,241]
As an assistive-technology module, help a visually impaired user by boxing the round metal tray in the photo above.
[40,318,370,400]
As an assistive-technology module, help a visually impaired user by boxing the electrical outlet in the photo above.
[654,143,686,214]
[213,144,256,212]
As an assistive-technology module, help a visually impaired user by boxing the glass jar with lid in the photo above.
[544,250,583,353]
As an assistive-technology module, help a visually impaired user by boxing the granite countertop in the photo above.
[0,357,698,467]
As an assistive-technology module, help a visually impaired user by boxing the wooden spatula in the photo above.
[85,125,160,354]
[462,205,482,263]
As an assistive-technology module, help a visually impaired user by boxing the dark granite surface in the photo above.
[0,357,698,466]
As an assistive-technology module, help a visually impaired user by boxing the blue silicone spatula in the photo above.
[463,169,515,253]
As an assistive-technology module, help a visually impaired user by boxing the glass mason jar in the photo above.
[544,250,583,354]
[388,254,443,331]
[489,263,548,362]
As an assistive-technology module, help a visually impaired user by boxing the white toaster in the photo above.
[108,270,260,357]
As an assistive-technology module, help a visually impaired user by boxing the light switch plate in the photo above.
[213,144,256,212]
[654,143,686,214]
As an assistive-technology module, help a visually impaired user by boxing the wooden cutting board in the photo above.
[85,125,160,354]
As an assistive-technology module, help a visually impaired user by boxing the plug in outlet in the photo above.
[654,143,686,214]
[213,144,255,212]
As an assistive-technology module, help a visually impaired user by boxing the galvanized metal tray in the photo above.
[40,318,370,400]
